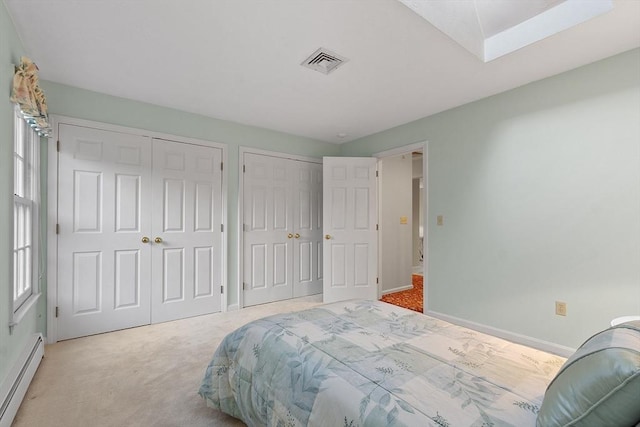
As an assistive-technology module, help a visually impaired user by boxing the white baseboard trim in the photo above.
[0,333,44,427]
[381,285,413,295]
[227,304,240,312]
[424,310,575,358]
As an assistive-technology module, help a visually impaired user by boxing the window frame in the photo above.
[10,104,42,331]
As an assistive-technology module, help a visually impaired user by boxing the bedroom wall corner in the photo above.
[339,48,640,349]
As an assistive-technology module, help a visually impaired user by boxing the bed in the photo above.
[199,299,640,427]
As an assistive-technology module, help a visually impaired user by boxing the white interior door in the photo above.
[322,157,378,303]
[292,160,323,297]
[57,124,152,340]
[151,138,223,323]
[243,153,293,306]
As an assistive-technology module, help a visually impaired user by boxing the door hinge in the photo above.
[220,162,223,171]
[55,306,59,318]
[376,277,379,284]
[243,282,249,290]
[376,224,379,231]
[56,224,60,234]
[243,223,247,232]
[376,170,378,177]
[56,140,60,152]
[220,286,224,294]
[221,224,224,232]
[243,164,246,173]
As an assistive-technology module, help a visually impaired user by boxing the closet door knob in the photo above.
[154,237,163,244]
[141,236,150,243]
[287,233,293,239]
[325,234,331,240]
[294,233,300,239]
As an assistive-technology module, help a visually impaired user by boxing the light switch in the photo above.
[437,215,444,226]
[400,216,408,224]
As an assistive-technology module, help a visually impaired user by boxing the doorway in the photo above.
[376,143,427,313]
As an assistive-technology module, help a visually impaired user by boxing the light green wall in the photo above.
[341,48,640,349]
[40,80,340,310]
[0,1,42,384]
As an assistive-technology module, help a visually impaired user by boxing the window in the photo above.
[11,105,41,326]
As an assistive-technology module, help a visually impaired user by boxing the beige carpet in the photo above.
[12,295,324,427]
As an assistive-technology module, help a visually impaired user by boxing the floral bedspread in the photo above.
[199,300,565,426]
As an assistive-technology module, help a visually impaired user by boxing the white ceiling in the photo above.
[4,0,640,144]
[399,0,614,61]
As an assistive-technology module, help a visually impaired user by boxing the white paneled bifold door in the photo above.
[151,139,223,323]
[322,157,378,303]
[58,125,152,339]
[243,153,322,307]
[57,125,223,340]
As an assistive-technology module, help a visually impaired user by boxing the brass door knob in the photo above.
[294,233,300,239]
[141,236,150,243]
[287,233,293,239]
[325,234,331,240]
[154,237,163,244]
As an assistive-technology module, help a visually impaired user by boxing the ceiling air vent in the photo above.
[301,48,348,75]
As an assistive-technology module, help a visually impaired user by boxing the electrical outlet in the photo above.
[555,301,567,316]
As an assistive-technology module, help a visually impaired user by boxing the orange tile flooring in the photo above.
[380,274,423,313]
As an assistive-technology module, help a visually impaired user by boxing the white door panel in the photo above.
[114,249,142,309]
[243,153,293,306]
[292,162,322,297]
[323,157,378,303]
[58,124,152,340]
[151,139,223,323]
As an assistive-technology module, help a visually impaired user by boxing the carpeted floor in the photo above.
[379,274,423,313]
[14,286,424,427]
[12,295,324,427]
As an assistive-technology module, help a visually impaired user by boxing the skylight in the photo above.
[397,0,614,62]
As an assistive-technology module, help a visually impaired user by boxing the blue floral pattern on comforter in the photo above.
[199,300,564,426]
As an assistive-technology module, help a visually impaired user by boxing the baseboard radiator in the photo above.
[0,333,44,427]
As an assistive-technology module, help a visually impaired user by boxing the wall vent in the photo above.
[301,48,348,75]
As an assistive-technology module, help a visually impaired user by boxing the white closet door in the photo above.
[57,124,152,340]
[322,157,378,303]
[243,153,293,306]
[151,139,223,323]
[292,161,323,297]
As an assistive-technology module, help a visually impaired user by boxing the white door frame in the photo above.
[373,141,428,310]
[236,147,322,310]
[47,115,228,343]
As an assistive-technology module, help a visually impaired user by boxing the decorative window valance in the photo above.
[10,56,50,136]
